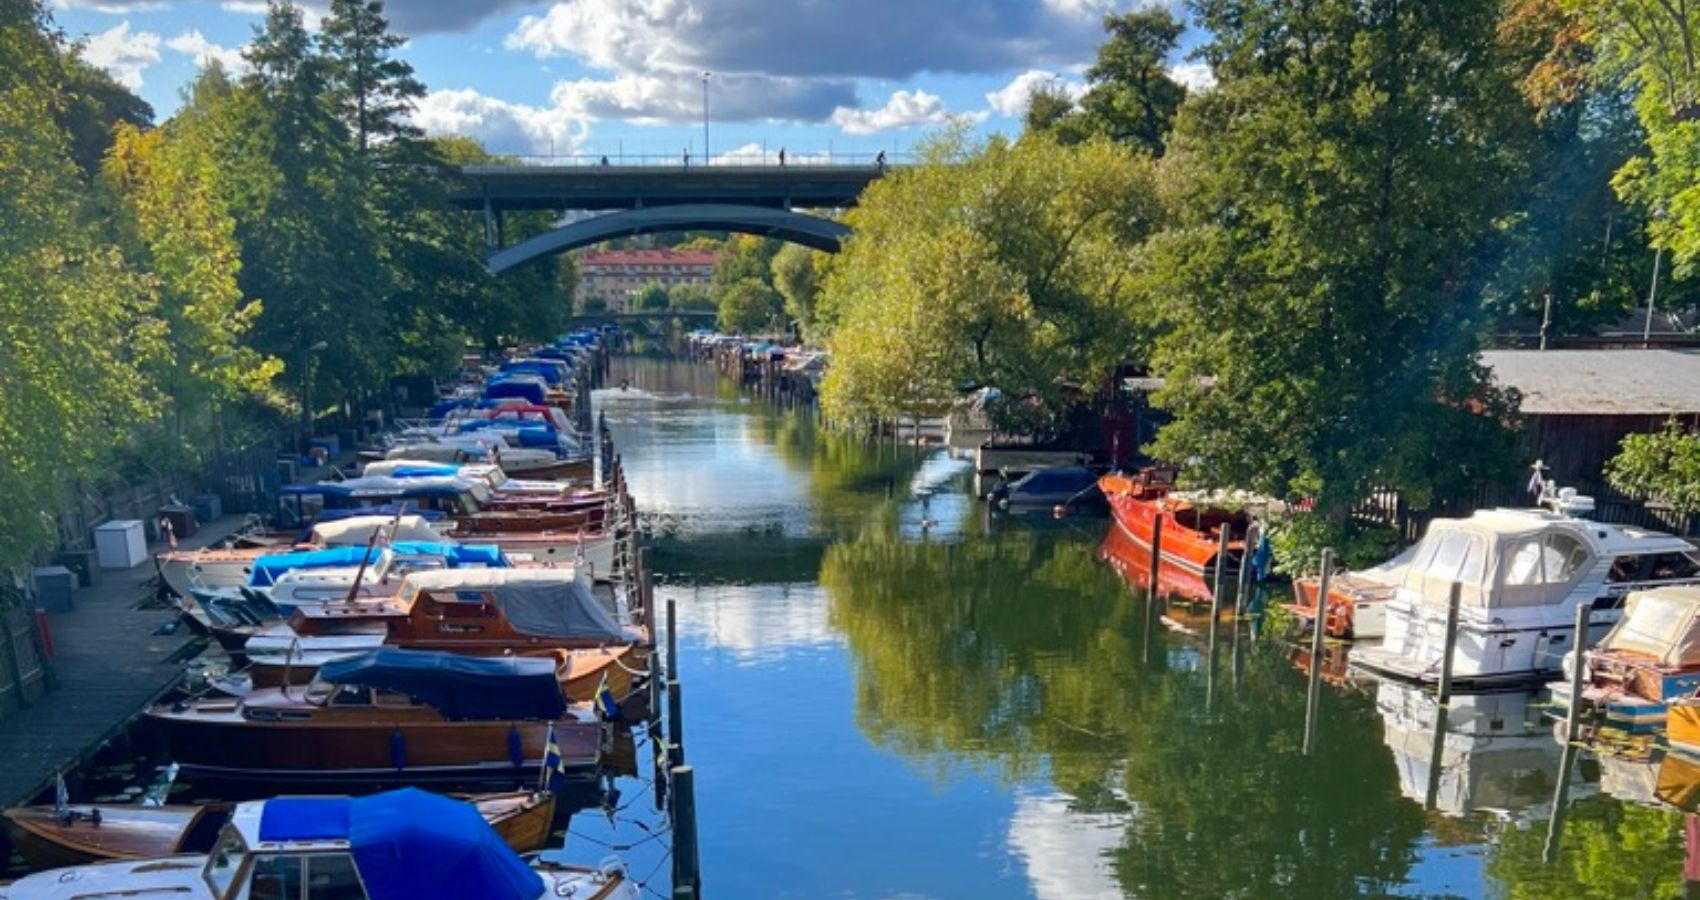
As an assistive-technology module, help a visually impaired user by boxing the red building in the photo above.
[578,248,719,311]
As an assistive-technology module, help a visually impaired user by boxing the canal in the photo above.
[599,357,1691,898]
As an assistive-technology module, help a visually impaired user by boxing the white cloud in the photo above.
[550,72,853,125]
[830,89,977,136]
[79,22,161,90]
[1167,61,1217,93]
[165,30,251,75]
[217,0,268,12]
[411,87,588,156]
[52,0,170,13]
[985,69,1085,118]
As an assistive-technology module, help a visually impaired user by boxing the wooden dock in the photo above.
[0,516,244,806]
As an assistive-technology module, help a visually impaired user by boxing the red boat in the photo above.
[1097,519,1214,604]
[1098,468,1248,573]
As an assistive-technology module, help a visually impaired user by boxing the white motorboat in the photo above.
[1351,491,1700,689]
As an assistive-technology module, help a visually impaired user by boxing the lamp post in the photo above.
[700,71,711,164]
[299,340,328,456]
[1645,205,1668,349]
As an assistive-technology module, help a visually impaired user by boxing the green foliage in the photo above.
[667,283,715,311]
[1145,0,1526,514]
[1484,795,1686,899]
[770,243,825,338]
[1606,418,1700,513]
[319,0,423,153]
[1024,9,1187,155]
[819,129,1161,428]
[716,278,783,334]
[633,282,670,311]
[1267,512,1400,576]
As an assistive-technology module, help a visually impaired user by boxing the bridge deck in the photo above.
[452,163,885,212]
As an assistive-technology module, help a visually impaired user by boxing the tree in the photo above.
[1605,419,1700,513]
[633,281,670,311]
[318,0,422,155]
[717,278,783,333]
[1144,0,1527,517]
[668,283,715,311]
[0,0,165,569]
[771,243,826,338]
[819,130,1161,430]
[1025,9,1187,155]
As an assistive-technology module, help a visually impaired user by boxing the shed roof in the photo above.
[1480,349,1700,415]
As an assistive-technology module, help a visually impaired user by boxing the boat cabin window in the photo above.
[247,855,305,900]
[1609,551,1700,583]
[304,853,368,899]
[329,686,372,707]
[204,829,248,897]
[1504,533,1589,586]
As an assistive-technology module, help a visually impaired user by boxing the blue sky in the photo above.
[57,0,1211,161]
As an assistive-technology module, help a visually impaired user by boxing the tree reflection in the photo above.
[1484,795,1686,899]
[821,526,1426,897]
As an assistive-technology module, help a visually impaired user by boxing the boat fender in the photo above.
[390,728,406,771]
[508,725,525,768]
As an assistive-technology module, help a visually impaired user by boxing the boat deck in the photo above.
[0,515,248,806]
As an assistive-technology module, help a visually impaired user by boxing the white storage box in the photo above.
[94,519,148,569]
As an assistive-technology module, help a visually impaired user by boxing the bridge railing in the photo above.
[484,151,917,168]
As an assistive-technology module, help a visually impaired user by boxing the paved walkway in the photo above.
[0,515,245,806]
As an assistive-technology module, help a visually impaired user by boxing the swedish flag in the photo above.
[538,723,567,792]
[595,672,620,722]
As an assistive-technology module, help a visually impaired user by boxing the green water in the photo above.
[597,357,1694,899]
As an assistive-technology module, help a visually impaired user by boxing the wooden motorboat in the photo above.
[1098,467,1249,573]
[0,789,638,899]
[1288,571,1400,640]
[1096,519,1215,604]
[1551,586,1700,732]
[147,649,605,781]
[157,514,445,600]
[0,790,556,870]
[1352,492,1700,689]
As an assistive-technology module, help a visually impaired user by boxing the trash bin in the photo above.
[93,520,147,569]
[192,493,223,524]
[55,549,96,587]
[159,504,198,541]
[30,566,75,613]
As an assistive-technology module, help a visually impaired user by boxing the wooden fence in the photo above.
[1354,479,1699,544]
[0,602,50,721]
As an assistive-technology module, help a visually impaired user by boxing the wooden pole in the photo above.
[1235,521,1257,615]
[1563,600,1592,745]
[1437,582,1463,706]
[1146,516,1165,600]
[666,596,679,682]
[671,765,701,899]
[1211,526,1229,610]
[1302,547,1334,756]
[1543,743,1579,863]
[667,679,685,767]
[1142,517,1164,667]
[1422,703,1450,811]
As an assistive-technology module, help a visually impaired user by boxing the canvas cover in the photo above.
[401,568,637,643]
[1397,514,1595,611]
[362,460,462,479]
[319,649,566,719]
[483,377,548,405]
[311,515,442,547]
[388,541,507,568]
[1600,587,1700,667]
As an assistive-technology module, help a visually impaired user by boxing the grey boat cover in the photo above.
[398,568,639,643]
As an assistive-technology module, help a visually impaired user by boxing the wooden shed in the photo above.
[1481,349,1700,486]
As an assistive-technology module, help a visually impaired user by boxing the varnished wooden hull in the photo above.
[471,790,558,853]
[146,711,604,781]
[503,458,594,481]
[2,805,210,870]
[1102,488,1241,573]
[1097,522,1215,603]
[1671,702,1700,758]
[248,645,648,705]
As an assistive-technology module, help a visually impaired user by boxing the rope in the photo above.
[635,847,676,900]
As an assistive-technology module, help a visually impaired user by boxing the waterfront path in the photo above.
[0,515,245,806]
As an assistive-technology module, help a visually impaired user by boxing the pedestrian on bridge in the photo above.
[778,148,786,167]
[876,150,886,171]
[683,148,691,168]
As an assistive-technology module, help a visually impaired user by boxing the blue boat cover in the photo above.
[388,541,507,568]
[249,547,380,587]
[482,379,547,405]
[384,464,462,478]
[429,397,474,419]
[260,790,544,900]
[310,506,445,525]
[318,649,566,720]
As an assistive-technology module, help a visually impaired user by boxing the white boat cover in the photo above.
[311,515,443,546]
[399,567,638,643]
[1395,511,1597,611]
[1597,586,1700,667]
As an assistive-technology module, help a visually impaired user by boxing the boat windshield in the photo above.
[303,680,336,705]
[202,827,247,898]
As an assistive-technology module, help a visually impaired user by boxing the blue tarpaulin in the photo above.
[318,649,566,720]
[249,546,379,587]
[482,379,547,405]
[383,464,462,478]
[389,541,507,568]
[259,789,544,900]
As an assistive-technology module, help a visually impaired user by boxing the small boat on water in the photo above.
[1351,491,1700,690]
[147,649,605,781]
[1548,586,1700,732]
[990,465,1103,511]
[1098,467,1254,573]
[158,514,446,600]
[1,790,556,870]
[0,788,636,899]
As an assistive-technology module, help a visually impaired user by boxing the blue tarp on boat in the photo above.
[383,464,463,479]
[318,649,566,720]
[259,789,543,900]
[389,541,507,567]
[482,379,547,405]
[249,546,380,587]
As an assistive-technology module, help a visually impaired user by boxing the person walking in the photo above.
[683,148,691,168]
[778,148,786,167]
[875,150,886,171]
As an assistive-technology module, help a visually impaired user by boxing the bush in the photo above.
[1268,512,1399,576]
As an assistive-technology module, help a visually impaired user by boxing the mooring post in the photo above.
[1147,516,1165,600]
[666,595,679,682]
[1235,521,1257,615]
[1543,743,1579,863]
[1422,703,1450,811]
[1437,582,1463,706]
[1143,517,1165,666]
[671,765,701,899]
[1302,547,1334,756]
[1564,600,1592,745]
[667,679,685,767]
[1211,526,1229,610]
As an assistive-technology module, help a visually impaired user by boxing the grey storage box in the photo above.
[192,493,223,523]
[31,566,75,613]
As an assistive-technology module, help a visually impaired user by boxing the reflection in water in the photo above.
[602,358,1697,899]
[1375,683,1565,821]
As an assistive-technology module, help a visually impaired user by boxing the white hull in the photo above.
[1352,598,1615,688]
